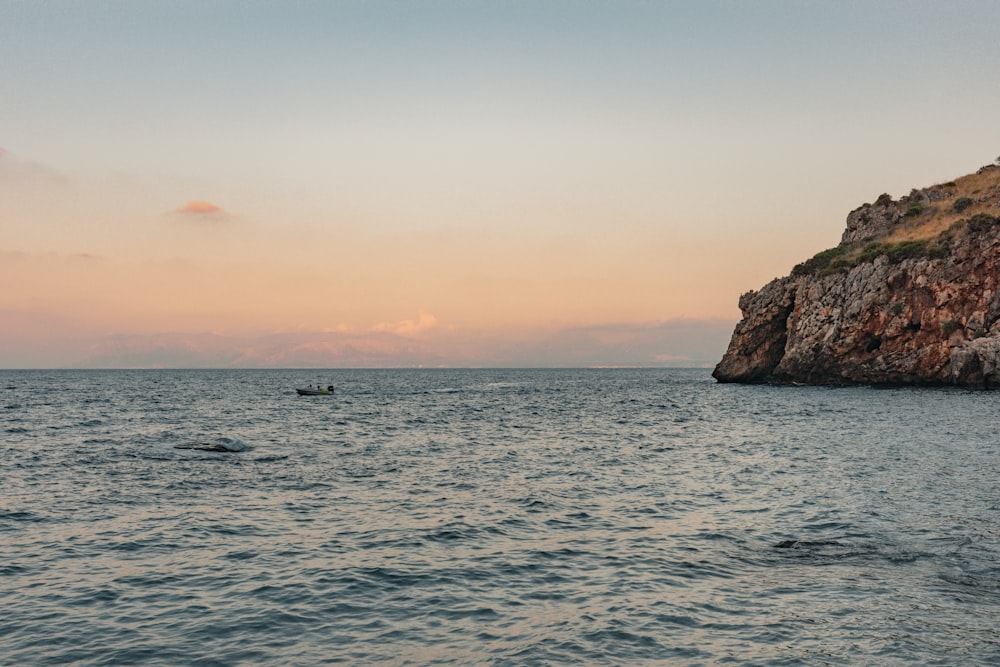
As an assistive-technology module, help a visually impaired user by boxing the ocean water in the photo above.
[2,368,998,666]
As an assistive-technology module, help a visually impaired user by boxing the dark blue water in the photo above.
[2,369,998,665]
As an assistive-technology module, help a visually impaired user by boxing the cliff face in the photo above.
[714,164,1000,387]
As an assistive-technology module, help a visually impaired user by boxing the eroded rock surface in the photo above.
[714,165,1000,387]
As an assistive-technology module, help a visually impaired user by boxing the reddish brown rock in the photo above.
[714,164,1000,387]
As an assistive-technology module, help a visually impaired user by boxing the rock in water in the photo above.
[714,163,1000,387]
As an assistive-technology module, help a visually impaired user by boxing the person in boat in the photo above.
[327,385,334,392]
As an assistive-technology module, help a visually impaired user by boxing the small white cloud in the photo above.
[372,311,439,337]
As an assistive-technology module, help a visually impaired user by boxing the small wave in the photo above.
[883,548,935,564]
[0,509,46,524]
[938,565,1000,595]
[581,627,667,652]
[422,522,485,543]
[516,497,551,511]
[427,606,500,621]
[252,454,289,463]
[653,613,701,628]
[768,537,946,569]
[774,539,844,549]
[173,436,251,453]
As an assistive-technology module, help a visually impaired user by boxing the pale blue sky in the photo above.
[6,2,998,179]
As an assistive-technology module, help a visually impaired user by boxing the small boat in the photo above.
[296,385,335,396]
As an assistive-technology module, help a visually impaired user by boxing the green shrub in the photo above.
[791,245,849,276]
[904,205,924,217]
[942,320,959,336]
[884,239,948,263]
[875,193,893,206]
[966,213,1000,234]
[922,241,947,259]
[858,242,888,264]
[890,302,904,316]
[792,232,953,278]
[885,240,925,262]
[952,197,974,213]
[818,258,853,277]
[850,238,948,268]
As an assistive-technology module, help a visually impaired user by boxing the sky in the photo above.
[2,0,999,368]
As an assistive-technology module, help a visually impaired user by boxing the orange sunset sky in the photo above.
[2,1,999,367]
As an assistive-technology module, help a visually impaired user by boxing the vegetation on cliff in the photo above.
[791,214,1000,278]
[715,160,1000,387]
[794,162,1000,277]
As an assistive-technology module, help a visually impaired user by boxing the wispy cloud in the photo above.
[63,318,735,369]
[371,311,439,337]
[75,331,444,369]
[172,200,227,218]
[0,248,103,264]
[0,148,69,185]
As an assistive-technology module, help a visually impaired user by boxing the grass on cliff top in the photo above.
[791,163,1000,278]
[792,213,1000,277]
[883,164,1000,244]
[791,238,950,277]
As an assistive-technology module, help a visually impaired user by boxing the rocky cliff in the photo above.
[714,162,1000,387]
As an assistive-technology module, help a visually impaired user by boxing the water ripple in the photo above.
[1,369,999,665]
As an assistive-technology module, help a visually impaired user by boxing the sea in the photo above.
[2,368,998,666]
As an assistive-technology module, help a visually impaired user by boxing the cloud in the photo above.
[489,319,737,368]
[64,318,736,369]
[74,331,446,369]
[70,252,103,261]
[79,332,244,368]
[0,248,103,264]
[371,311,439,337]
[0,148,69,185]
[0,308,104,368]
[173,200,226,217]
